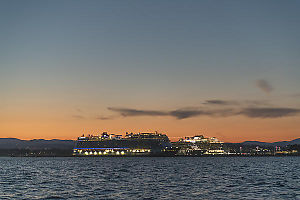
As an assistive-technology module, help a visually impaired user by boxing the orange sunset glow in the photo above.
[1,1,299,143]
[1,103,300,142]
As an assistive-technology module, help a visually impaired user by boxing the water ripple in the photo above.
[0,157,299,199]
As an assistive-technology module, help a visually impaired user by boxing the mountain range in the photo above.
[0,138,74,149]
[0,138,299,149]
[236,138,300,147]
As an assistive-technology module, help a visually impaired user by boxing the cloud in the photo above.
[242,100,270,106]
[203,99,270,107]
[95,115,115,120]
[204,100,237,105]
[108,106,300,119]
[169,109,207,119]
[240,107,300,118]
[256,79,273,93]
[170,108,237,119]
[107,107,168,117]
[72,115,85,119]
[107,107,237,119]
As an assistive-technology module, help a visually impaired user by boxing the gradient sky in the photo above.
[1,0,300,142]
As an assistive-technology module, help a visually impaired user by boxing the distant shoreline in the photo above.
[1,154,299,158]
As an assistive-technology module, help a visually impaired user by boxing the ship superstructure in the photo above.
[173,134,225,156]
[73,132,175,156]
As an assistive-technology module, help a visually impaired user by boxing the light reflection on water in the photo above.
[0,157,299,199]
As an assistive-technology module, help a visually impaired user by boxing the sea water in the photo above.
[0,157,299,199]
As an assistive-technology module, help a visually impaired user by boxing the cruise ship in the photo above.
[73,132,176,156]
[173,134,225,156]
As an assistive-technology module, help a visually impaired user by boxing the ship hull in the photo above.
[73,138,176,156]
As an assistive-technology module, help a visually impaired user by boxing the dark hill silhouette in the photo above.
[241,138,300,146]
[0,138,299,150]
[0,138,74,149]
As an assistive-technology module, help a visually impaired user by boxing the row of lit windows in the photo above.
[73,149,152,155]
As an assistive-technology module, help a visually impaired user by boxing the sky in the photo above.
[1,0,300,142]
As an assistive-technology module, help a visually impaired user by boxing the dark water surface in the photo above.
[0,157,299,199]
